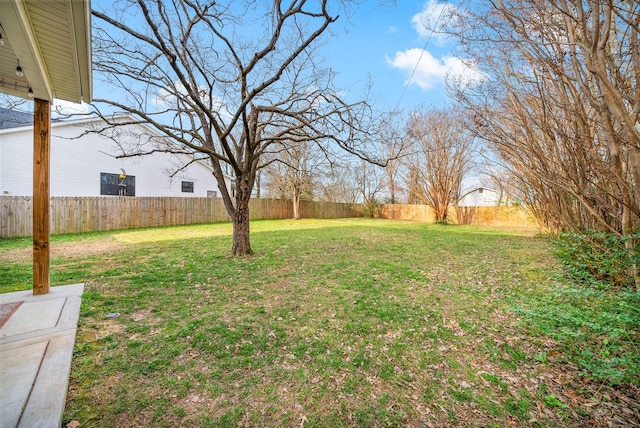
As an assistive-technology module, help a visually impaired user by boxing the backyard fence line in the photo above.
[0,196,363,238]
[378,203,538,228]
[0,196,536,238]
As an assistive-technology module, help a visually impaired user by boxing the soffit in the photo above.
[0,0,92,103]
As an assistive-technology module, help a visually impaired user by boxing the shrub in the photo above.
[552,231,640,290]
[362,198,380,218]
[514,286,640,385]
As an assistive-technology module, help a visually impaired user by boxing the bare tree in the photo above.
[405,167,422,205]
[479,163,519,207]
[262,140,325,219]
[354,159,386,216]
[404,107,478,222]
[441,0,640,287]
[380,113,407,204]
[91,0,381,256]
[317,163,361,204]
[0,95,32,128]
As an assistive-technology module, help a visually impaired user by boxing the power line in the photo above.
[394,2,448,111]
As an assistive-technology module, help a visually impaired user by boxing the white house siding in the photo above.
[0,118,231,197]
[457,187,502,207]
[0,130,32,195]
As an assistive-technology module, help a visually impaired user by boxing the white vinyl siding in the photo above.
[0,128,33,196]
[0,118,230,197]
[457,188,502,207]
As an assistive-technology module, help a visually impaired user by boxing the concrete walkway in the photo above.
[0,283,84,428]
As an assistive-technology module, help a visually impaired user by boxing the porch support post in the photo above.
[33,98,51,295]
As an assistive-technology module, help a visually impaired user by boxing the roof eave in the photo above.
[0,0,92,103]
[70,0,93,103]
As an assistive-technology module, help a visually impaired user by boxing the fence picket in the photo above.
[0,197,536,238]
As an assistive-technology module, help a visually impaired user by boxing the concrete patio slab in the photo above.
[0,283,84,428]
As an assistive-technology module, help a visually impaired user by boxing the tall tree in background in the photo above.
[380,113,406,204]
[441,0,639,287]
[354,159,386,216]
[404,108,478,222]
[262,140,324,220]
[317,164,362,204]
[92,0,380,256]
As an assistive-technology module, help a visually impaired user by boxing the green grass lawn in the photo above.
[1,219,638,427]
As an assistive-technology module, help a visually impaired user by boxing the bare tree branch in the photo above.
[91,0,383,255]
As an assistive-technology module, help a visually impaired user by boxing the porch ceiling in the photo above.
[0,0,92,103]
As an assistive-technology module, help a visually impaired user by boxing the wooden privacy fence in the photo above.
[0,197,363,238]
[0,196,536,238]
[378,204,538,228]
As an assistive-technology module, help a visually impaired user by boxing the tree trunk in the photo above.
[255,170,261,199]
[231,203,252,256]
[387,166,396,204]
[229,180,253,256]
[434,202,448,223]
[439,208,448,223]
[293,188,301,220]
[621,202,639,291]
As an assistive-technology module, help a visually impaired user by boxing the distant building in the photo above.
[0,109,233,197]
[457,187,504,207]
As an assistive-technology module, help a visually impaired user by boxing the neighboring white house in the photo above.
[0,109,233,198]
[457,187,504,207]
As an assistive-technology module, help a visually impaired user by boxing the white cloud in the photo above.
[411,0,459,42]
[441,57,486,88]
[387,48,485,90]
[387,48,445,90]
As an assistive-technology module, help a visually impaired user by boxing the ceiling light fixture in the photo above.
[28,87,34,98]
[0,34,4,46]
[16,65,24,77]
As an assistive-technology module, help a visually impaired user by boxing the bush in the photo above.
[514,286,640,385]
[362,198,380,218]
[542,231,640,384]
[552,231,640,290]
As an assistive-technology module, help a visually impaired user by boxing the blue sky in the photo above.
[318,0,478,113]
[54,1,475,115]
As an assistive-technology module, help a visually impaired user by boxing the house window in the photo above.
[181,181,194,193]
[100,172,135,196]
[207,190,218,198]
[478,188,483,194]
